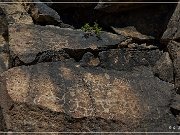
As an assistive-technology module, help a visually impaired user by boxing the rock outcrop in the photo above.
[161,0,180,126]
[0,60,176,132]
[162,0,180,42]
[8,24,126,65]
[23,0,62,25]
[0,0,179,132]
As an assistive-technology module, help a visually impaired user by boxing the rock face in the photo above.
[0,0,180,132]
[23,0,62,25]
[111,26,155,41]
[99,49,163,71]
[0,3,33,25]
[162,0,180,42]
[153,52,174,83]
[162,1,180,126]
[0,60,176,132]
[8,24,126,65]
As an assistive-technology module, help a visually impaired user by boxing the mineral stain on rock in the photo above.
[0,0,180,132]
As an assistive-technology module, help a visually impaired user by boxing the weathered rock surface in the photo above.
[80,52,100,67]
[0,7,8,36]
[99,4,175,39]
[0,3,33,25]
[153,52,174,83]
[167,41,180,88]
[112,26,154,41]
[9,24,127,64]
[167,41,180,126]
[23,0,62,25]
[99,49,163,71]
[0,106,6,132]
[0,60,176,132]
[0,0,179,132]
[162,0,180,42]
[0,36,9,74]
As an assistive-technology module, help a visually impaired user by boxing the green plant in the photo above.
[81,22,102,38]
[93,22,102,37]
[81,23,92,33]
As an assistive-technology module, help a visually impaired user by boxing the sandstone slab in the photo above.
[0,60,176,132]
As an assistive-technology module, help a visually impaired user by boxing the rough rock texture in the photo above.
[99,49,163,71]
[162,0,180,42]
[0,0,180,132]
[8,24,127,65]
[153,52,174,83]
[0,60,176,132]
[0,7,8,36]
[80,52,100,67]
[0,3,33,25]
[0,8,10,74]
[167,41,180,88]
[161,0,180,125]
[111,26,154,41]
[53,1,175,39]
[23,0,62,25]
[98,4,175,39]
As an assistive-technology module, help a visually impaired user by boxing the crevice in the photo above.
[170,107,180,122]
[154,72,175,84]
[0,107,7,132]
[63,48,99,62]
[174,38,180,43]
[10,42,163,68]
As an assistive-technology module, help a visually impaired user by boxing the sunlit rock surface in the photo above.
[0,60,176,131]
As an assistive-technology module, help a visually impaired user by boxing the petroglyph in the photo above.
[0,61,174,130]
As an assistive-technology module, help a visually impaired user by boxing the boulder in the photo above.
[80,52,100,67]
[0,60,176,132]
[8,24,127,65]
[162,0,180,42]
[153,52,174,83]
[98,4,176,39]
[167,41,180,88]
[0,3,33,25]
[23,0,62,25]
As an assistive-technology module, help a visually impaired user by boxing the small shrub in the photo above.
[81,22,102,38]
[81,23,92,33]
[93,22,102,37]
